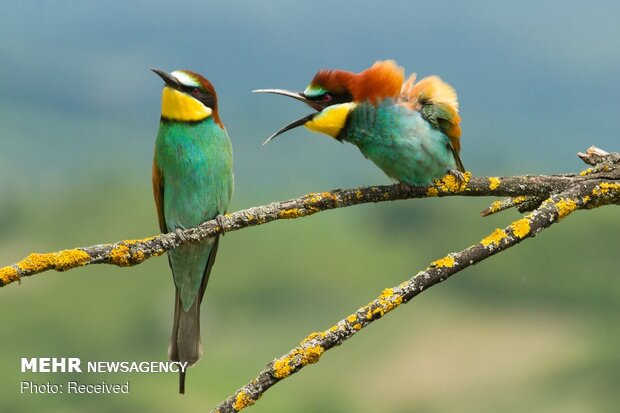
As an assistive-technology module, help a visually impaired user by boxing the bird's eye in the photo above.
[192,88,201,95]
[320,93,332,103]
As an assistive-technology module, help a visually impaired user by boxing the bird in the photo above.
[254,60,464,185]
[151,68,233,394]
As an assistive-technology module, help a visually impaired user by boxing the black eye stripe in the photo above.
[182,84,199,92]
[182,85,216,109]
[309,91,353,106]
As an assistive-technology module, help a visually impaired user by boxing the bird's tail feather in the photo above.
[168,291,202,394]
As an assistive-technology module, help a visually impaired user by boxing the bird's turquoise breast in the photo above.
[344,101,457,185]
[155,119,233,229]
[154,118,233,309]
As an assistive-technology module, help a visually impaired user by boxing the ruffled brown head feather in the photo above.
[309,60,404,104]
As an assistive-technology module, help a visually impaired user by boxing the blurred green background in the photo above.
[1,1,619,412]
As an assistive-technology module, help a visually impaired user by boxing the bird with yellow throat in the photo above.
[152,69,233,394]
[255,60,464,184]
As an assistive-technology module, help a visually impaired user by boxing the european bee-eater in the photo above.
[255,60,464,184]
[152,69,233,394]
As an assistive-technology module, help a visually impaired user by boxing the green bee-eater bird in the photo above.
[255,60,464,185]
[151,69,233,394]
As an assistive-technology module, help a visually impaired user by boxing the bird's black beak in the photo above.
[151,69,181,89]
[253,89,324,111]
[253,88,323,144]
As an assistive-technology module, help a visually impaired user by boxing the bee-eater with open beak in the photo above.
[255,60,464,185]
[152,69,233,394]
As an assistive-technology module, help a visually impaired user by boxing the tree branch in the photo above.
[0,148,618,289]
[209,152,620,413]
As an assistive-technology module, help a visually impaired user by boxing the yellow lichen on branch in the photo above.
[272,357,294,379]
[509,218,531,238]
[107,237,159,267]
[108,244,132,266]
[372,288,404,317]
[486,200,504,214]
[426,172,472,197]
[481,196,529,217]
[0,248,92,286]
[592,182,620,196]
[0,266,20,285]
[480,228,508,247]
[19,249,90,274]
[233,390,255,411]
[555,198,577,220]
[303,191,339,212]
[436,172,472,193]
[431,255,456,268]
[17,253,55,273]
[278,208,303,219]
[481,216,531,247]
[54,249,91,270]
[488,177,501,190]
[272,344,325,379]
[300,345,325,364]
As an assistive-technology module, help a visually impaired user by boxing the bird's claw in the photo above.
[174,226,188,243]
[448,169,466,184]
[215,214,227,236]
